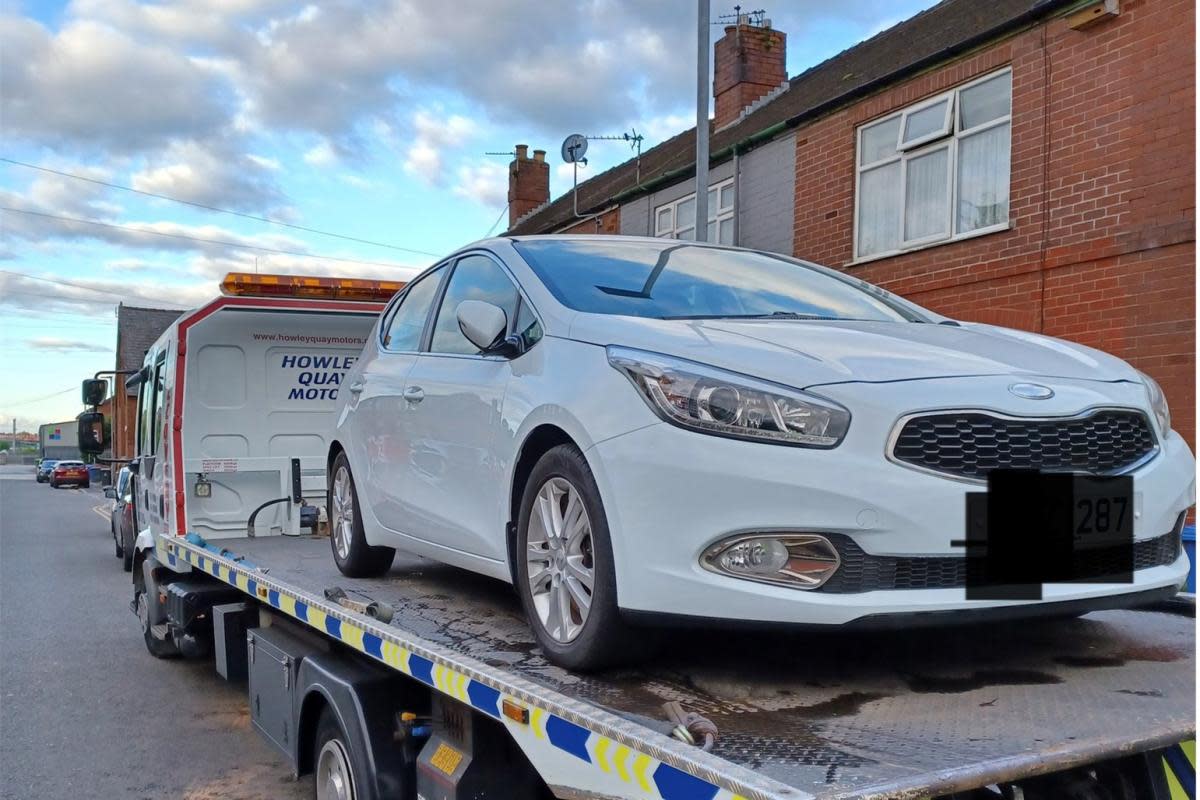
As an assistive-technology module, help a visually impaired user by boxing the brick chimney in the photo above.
[713,16,787,129]
[508,144,549,228]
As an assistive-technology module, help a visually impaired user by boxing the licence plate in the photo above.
[1073,477,1133,550]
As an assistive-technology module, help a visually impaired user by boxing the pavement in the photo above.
[0,464,309,800]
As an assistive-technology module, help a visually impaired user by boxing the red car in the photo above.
[50,460,90,489]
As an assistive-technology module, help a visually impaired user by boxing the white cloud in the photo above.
[245,154,281,171]
[131,139,287,212]
[27,337,112,353]
[303,140,337,167]
[402,110,475,186]
[0,16,231,152]
[452,160,508,208]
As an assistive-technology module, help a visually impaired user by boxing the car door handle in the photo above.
[348,381,364,395]
[403,386,425,404]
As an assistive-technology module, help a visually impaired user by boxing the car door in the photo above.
[347,264,447,536]
[400,252,532,561]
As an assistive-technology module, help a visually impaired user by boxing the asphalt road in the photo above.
[0,464,310,800]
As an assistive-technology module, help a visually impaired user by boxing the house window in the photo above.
[855,68,1012,260]
[655,178,736,244]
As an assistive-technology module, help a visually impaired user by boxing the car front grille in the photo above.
[817,523,1183,593]
[891,409,1157,481]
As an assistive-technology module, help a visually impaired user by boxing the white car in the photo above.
[329,235,1194,669]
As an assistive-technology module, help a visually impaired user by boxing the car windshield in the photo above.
[513,239,924,322]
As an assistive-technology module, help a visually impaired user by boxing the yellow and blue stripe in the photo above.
[1164,740,1196,800]
[161,537,739,800]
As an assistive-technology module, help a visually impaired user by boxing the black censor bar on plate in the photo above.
[958,470,1134,600]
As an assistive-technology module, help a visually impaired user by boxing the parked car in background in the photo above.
[105,467,134,571]
[328,235,1194,669]
[49,460,89,489]
[35,459,58,483]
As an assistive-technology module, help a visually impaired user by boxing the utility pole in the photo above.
[694,0,710,241]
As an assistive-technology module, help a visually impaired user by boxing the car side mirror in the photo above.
[104,487,117,499]
[457,300,509,353]
[77,411,106,455]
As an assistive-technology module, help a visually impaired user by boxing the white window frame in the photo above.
[852,67,1013,264]
[655,177,736,244]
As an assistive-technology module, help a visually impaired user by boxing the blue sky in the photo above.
[0,0,935,430]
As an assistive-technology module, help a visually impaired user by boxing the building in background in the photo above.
[507,0,1194,449]
[110,304,183,465]
[39,420,79,461]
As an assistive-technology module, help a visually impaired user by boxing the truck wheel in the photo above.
[515,444,637,671]
[314,708,359,800]
[135,589,180,659]
[328,453,394,578]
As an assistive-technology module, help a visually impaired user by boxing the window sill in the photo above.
[846,222,1012,268]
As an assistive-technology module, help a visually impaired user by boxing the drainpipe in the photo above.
[732,149,741,246]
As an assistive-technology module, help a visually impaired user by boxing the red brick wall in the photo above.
[714,24,788,129]
[792,0,1195,448]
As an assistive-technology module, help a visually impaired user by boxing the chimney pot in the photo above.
[508,144,549,229]
[712,19,787,129]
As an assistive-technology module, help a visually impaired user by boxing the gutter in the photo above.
[596,0,1077,213]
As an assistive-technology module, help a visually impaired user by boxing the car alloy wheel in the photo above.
[525,476,595,644]
[331,465,354,561]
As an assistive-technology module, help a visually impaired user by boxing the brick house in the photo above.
[507,0,1195,448]
[110,304,183,465]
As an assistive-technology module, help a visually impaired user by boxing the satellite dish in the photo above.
[561,134,588,164]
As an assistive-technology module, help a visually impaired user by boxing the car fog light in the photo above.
[716,538,790,575]
[701,534,840,590]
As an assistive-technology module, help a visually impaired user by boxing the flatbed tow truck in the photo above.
[79,274,1196,800]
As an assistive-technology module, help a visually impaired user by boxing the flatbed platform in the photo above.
[172,534,1195,799]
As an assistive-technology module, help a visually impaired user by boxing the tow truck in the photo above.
[77,273,1196,800]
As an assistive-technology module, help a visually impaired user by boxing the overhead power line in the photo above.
[0,270,192,307]
[5,386,78,408]
[0,207,410,269]
[0,157,440,258]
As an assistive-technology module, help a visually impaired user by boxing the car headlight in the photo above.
[607,346,850,447]
[1138,370,1171,434]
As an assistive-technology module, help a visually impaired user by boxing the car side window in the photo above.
[514,298,543,350]
[430,254,521,355]
[381,266,445,352]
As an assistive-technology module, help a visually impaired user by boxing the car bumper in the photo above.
[587,395,1195,626]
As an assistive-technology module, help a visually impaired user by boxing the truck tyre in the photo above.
[328,453,394,578]
[314,707,360,800]
[136,560,180,659]
[515,444,638,671]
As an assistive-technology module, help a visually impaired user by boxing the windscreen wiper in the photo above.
[662,311,845,321]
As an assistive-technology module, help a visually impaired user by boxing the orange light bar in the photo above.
[220,272,405,302]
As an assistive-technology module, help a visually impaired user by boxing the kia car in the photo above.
[50,460,89,489]
[327,236,1194,669]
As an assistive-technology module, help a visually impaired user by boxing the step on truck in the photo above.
[77,273,1196,800]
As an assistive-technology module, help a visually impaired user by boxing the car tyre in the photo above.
[328,452,394,578]
[81,481,90,489]
[122,531,134,572]
[313,707,360,800]
[515,444,641,671]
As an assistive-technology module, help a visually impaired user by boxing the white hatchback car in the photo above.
[329,236,1194,669]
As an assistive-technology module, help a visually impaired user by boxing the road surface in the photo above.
[0,464,309,800]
